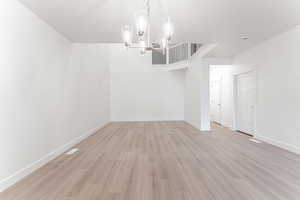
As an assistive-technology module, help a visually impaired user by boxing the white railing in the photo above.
[152,43,201,66]
[168,43,189,64]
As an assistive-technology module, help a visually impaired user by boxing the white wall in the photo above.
[69,44,110,133]
[0,1,110,191]
[110,44,185,121]
[233,25,300,154]
[184,56,211,130]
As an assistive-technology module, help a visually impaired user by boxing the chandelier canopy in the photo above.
[122,0,174,54]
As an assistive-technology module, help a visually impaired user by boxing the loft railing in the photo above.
[152,43,201,66]
[169,43,189,64]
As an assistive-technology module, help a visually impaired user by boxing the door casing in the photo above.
[233,70,257,136]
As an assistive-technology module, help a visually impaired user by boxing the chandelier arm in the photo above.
[146,0,151,49]
[145,0,150,11]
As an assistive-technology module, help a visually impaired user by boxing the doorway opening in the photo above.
[209,65,232,128]
[209,65,257,136]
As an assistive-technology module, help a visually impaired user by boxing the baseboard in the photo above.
[0,122,109,192]
[111,119,184,122]
[185,121,211,132]
[255,135,300,155]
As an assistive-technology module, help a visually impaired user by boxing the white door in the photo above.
[210,78,222,124]
[236,72,256,135]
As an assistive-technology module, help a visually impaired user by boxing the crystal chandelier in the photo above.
[122,0,174,54]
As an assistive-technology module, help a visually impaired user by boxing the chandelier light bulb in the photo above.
[161,38,167,49]
[122,25,133,47]
[161,38,168,55]
[139,39,147,54]
[163,17,174,41]
[135,10,148,37]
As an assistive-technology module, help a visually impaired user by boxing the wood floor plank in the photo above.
[1,121,300,200]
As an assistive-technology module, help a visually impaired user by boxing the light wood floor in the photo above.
[1,121,300,200]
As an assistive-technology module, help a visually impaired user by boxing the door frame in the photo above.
[233,70,257,136]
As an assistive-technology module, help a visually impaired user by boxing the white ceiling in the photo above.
[19,0,300,57]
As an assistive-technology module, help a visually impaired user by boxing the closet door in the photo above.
[236,72,256,135]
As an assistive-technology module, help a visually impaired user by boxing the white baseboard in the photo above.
[255,135,300,155]
[185,121,211,132]
[111,119,184,122]
[0,122,109,192]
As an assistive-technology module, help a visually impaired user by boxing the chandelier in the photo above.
[121,0,174,55]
